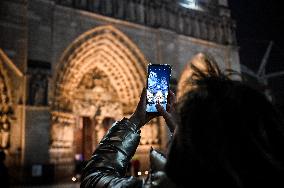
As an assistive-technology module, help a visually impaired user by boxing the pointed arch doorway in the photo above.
[50,26,162,176]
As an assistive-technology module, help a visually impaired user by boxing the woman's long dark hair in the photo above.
[165,55,284,187]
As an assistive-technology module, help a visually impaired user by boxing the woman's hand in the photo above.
[129,88,158,129]
[156,90,178,133]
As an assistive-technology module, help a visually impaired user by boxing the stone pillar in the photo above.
[184,15,192,36]
[147,3,156,26]
[128,1,136,21]
[177,11,184,33]
[49,112,75,164]
[116,0,125,19]
[200,18,208,40]
[24,107,51,165]
[208,20,216,41]
[49,112,76,180]
[168,11,176,30]
[160,4,167,27]
[192,17,200,38]
[90,0,100,12]
[136,1,145,24]
[216,23,224,43]
[105,0,113,16]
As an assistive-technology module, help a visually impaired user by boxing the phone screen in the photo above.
[146,64,171,113]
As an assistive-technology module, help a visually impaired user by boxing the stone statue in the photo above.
[0,119,10,149]
[30,74,47,106]
[51,122,74,148]
[0,74,11,149]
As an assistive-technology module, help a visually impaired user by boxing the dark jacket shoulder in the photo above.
[80,118,177,188]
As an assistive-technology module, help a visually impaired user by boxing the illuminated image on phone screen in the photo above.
[146,64,171,113]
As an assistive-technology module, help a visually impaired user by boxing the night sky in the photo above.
[229,0,284,112]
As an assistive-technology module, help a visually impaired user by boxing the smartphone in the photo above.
[146,64,171,113]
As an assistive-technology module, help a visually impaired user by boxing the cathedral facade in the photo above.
[0,0,239,183]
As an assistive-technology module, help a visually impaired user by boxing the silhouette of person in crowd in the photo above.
[81,55,284,188]
[0,150,10,187]
[131,155,141,177]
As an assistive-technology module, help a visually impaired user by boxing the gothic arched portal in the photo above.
[50,26,161,168]
[0,50,13,150]
[53,25,147,114]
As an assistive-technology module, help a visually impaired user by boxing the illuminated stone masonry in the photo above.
[53,25,147,114]
[50,111,76,164]
[55,0,236,45]
[27,60,50,106]
[50,25,162,170]
[0,61,13,149]
[48,0,238,177]
[0,0,240,182]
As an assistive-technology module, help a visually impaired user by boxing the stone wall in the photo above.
[0,0,27,105]
[0,1,27,182]
[0,0,241,183]
[25,0,240,101]
[0,0,27,72]
[50,5,240,79]
[24,107,50,164]
[54,0,237,45]
[27,0,239,164]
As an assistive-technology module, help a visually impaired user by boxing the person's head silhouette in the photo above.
[0,150,6,163]
[165,55,284,187]
[80,53,284,188]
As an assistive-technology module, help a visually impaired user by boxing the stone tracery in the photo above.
[0,57,13,149]
[51,25,161,164]
[54,25,148,114]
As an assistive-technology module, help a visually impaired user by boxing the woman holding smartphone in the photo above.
[80,56,284,188]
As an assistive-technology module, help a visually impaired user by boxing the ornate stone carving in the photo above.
[27,60,50,106]
[29,73,48,106]
[53,25,147,114]
[50,112,75,149]
[49,112,76,164]
[51,25,163,166]
[71,67,126,118]
[55,0,237,45]
[208,20,216,41]
[0,66,13,149]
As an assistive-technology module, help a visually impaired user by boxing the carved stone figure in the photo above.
[55,0,236,45]
[51,121,74,148]
[30,74,47,106]
[0,114,10,149]
[0,71,11,149]
[0,122,10,149]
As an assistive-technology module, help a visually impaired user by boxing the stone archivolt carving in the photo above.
[49,111,76,164]
[56,0,236,45]
[53,25,147,114]
[72,68,115,117]
[0,64,13,149]
[51,25,161,160]
[50,112,75,149]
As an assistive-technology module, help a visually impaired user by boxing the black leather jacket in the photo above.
[80,118,177,188]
